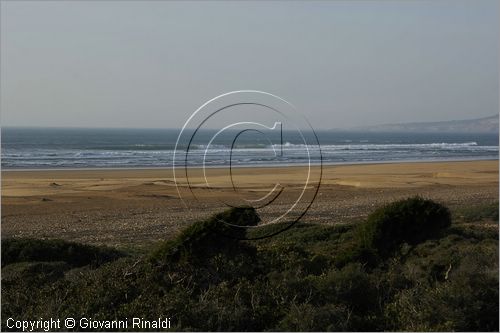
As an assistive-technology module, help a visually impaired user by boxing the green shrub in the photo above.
[1,261,69,285]
[213,206,261,227]
[312,263,379,314]
[386,267,498,331]
[2,201,497,331]
[334,240,379,268]
[149,207,259,265]
[1,238,124,268]
[359,196,451,257]
[334,197,451,267]
[454,201,499,222]
[277,303,351,331]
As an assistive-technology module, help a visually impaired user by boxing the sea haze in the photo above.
[1,127,498,169]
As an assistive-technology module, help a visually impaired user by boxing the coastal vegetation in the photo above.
[1,197,498,331]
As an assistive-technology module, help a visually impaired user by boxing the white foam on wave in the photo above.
[2,141,498,168]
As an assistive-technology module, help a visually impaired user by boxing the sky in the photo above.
[1,0,498,129]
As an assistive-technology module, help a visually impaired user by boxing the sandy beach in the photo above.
[2,160,498,247]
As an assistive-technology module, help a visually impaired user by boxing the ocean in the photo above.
[1,127,498,169]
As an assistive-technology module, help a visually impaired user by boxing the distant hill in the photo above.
[348,115,499,133]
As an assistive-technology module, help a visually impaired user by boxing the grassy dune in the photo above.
[1,199,498,331]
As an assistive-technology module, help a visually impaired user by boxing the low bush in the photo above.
[1,200,497,331]
[149,206,259,265]
[360,196,451,256]
[337,197,452,266]
[1,238,124,268]
[2,261,69,285]
[453,201,499,222]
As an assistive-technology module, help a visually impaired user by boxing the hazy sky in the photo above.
[1,0,498,129]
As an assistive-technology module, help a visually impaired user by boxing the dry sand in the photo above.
[1,160,498,248]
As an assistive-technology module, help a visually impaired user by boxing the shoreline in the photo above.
[2,156,498,173]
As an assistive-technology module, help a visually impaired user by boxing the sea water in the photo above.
[1,127,498,169]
